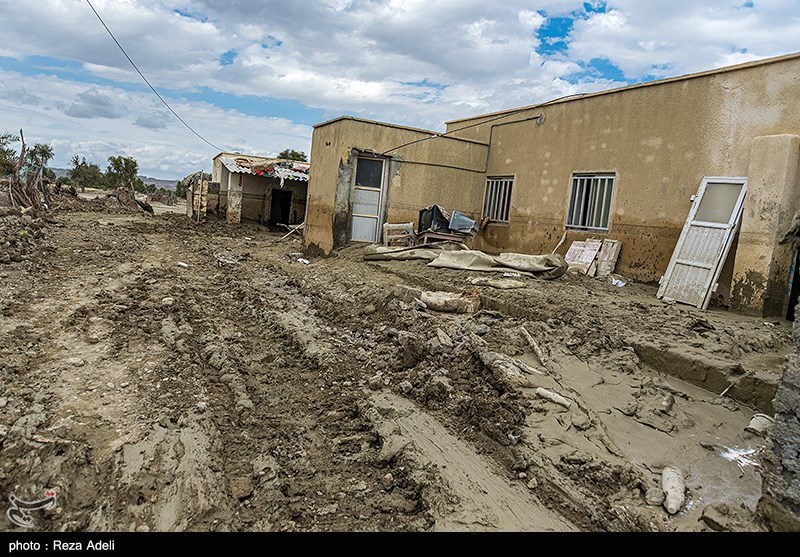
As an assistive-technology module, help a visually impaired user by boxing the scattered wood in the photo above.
[419,288,481,313]
[520,326,548,367]
[535,387,572,409]
[513,359,546,376]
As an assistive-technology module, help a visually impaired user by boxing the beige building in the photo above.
[209,153,310,225]
[303,52,800,318]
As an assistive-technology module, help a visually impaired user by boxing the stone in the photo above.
[570,412,591,431]
[436,328,454,350]
[368,375,383,391]
[526,478,539,490]
[645,487,665,506]
[399,380,413,394]
[230,477,254,500]
[378,435,410,463]
[0,397,6,408]
[161,297,175,308]
[66,357,85,367]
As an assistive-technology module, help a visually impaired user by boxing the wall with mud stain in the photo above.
[474,55,800,293]
[306,55,800,312]
[731,134,800,316]
[305,117,488,254]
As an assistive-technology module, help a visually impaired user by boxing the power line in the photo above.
[85,0,224,153]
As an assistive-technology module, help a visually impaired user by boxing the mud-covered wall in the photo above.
[237,175,307,223]
[731,135,800,316]
[305,117,488,254]
[758,314,800,531]
[474,55,800,289]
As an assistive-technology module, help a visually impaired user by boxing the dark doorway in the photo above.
[787,248,800,321]
[269,189,292,226]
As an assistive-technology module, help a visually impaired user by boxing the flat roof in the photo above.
[445,51,800,125]
[313,115,489,146]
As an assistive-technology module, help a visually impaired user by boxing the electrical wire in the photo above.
[85,0,224,152]
[378,91,588,157]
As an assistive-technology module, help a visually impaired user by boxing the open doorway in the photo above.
[269,189,292,227]
[787,249,800,321]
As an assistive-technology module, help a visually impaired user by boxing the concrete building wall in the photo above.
[305,117,489,254]
[469,55,800,311]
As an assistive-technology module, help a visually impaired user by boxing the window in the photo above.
[355,157,383,189]
[566,174,615,231]
[483,177,513,223]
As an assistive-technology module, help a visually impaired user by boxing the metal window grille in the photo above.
[566,174,615,231]
[483,177,513,223]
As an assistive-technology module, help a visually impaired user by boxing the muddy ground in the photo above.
[0,203,792,532]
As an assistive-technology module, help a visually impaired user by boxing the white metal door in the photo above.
[350,157,385,243]
[657,177,747,309]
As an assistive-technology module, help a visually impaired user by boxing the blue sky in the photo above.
[0,0,797,178]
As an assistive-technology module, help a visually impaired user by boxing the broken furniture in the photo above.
[564,238,622,277]
[383,222,416,247]
[417,230,468,245]
[416,205,478,246]
[278,222,305,241]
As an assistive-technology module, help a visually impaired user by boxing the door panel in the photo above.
[350,157,385,243]
[657,177,747,309]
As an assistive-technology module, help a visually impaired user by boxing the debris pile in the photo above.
[0,208,48,264]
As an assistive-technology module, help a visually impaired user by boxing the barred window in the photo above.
[566,174,615,231]
[483,177,513,223]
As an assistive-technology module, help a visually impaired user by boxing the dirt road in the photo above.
[0,207,790,531]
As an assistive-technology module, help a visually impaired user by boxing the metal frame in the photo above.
[350,155,388,243]
[657,176,748,309]
[483,176,514,223]
[566,174,615,231]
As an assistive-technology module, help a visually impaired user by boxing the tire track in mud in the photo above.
[255,248,669,532]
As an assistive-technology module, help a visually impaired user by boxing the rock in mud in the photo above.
[620,400,640,416]
[229,477,254,500]
[526,478,539,490]
[426,376,453,399]
[701,503,748,532]
[161,297,175,308]
[436,328,454,350]
[66,357,85,367]
[645,487,666,506]
[570,411,591,431]
[378,435,410,463]
[368,374,383,390]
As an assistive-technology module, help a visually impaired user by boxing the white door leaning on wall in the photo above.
[657,176,747,309]
[351,156,386,243]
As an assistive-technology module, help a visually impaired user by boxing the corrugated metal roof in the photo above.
[218,154,310,186]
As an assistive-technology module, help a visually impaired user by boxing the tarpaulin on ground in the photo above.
[363,244,568,280]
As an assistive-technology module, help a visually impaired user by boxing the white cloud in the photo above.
[0,69,312,178]
[0,0,798,177]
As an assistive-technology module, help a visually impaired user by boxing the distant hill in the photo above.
[51,168,178,190]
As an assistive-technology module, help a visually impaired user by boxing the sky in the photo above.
[0,0,798,179]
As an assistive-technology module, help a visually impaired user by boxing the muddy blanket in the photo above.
[364,244,568,280]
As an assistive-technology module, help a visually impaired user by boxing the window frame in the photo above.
[483,176,514,224]
[565,173,615,232]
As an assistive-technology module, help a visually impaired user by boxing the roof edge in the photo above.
[445,51,800,125]
[313,115,489,146]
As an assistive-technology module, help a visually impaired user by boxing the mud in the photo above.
[0,208,792,532]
